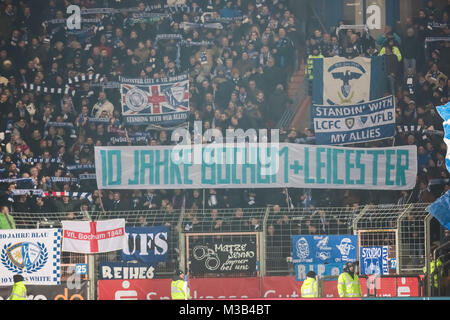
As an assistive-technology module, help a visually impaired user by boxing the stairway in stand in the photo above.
[286,61,311,132]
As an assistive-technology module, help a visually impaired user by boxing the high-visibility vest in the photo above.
[301,277,319,298]
[171,279,189,300]
[337,272,362,298]
[8,282,26,300]
[379,46,402,62]
[307,54,324,80]
[423,258,443,288]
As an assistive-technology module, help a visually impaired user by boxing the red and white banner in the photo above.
[97,275,421,300]
[62,219,126,254]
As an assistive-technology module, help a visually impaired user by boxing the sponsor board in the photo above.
[0,281,88,300]
[97,276,420,299]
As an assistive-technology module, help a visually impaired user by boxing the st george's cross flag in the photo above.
[427,102,450,230]
[62,219,127,254]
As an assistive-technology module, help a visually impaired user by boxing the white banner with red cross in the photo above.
[62,219,126,254]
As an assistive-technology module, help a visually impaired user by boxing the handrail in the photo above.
[306,1,327,34]
[433,240,450,262]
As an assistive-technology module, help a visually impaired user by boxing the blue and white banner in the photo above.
[359,246,389,275]
[120,227,169,264]
[0,229,61,286]
[436,102,450,173]
[312,56,385,105]
[295,263,342,281]
[427,190,450,230]
[120,75,189,126]
[94,144,417,190]
[291,235,357,264]
[313,95,395,145]
[99,262,155,280]
[427,102,450,230]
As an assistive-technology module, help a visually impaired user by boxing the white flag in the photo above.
[62,219,126,254]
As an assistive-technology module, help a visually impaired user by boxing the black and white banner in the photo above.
[190,237,257,275]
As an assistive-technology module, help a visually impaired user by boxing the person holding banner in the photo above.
[171,269,190,300]
[337,262,362,298]
[301,271,319,298]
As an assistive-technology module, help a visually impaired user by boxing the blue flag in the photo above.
[428,102,450,229]
[427,191,450,230]
[435,102,450,173]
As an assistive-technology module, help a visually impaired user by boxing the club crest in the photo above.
[345,118,355,129]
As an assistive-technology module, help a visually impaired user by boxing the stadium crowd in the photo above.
[0,0,448,240]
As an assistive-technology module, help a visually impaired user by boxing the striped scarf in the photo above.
[21,83,75,96]
[66,164,95,171]
[12,189,44,197]
[0,178,33,184]
[21,157,61,164]
[168,5,203,15]
[45,121,77,139]
[396,125,444,141]
[43,191,93,202]
[67,73,104,84]
[179,22,223,30]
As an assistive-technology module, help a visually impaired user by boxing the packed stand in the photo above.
[0,0,302,227]
[302,1,450,211]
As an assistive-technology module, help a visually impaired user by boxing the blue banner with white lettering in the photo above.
[120,226,169,264]
[359,246,389,275]
[312,56,385,105]
[313,95,395,145]
[292,235,357,264]
[295,263,342,281]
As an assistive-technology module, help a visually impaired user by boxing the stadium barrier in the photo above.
[8,203,434,299]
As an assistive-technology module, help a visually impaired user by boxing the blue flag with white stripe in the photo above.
[427,102,450,229]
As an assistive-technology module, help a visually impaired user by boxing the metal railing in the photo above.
[7,203,435,298]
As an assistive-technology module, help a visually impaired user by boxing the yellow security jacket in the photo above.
[423,258,443,288]
[171,279,190,300]
[301,277,319,298]
[9,281,26,300]
[337,272,362,298]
